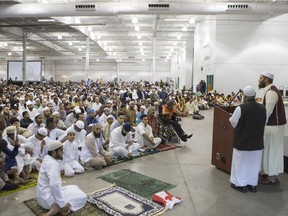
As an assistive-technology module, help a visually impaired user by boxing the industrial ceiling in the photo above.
[0,0,287,63]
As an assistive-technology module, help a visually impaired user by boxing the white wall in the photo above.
[194,14,288,95]
[193,16,216,92]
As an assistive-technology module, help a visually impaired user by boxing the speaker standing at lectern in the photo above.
[229,86,266,193]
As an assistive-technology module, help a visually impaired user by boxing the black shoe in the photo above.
[248,185,257,193]
[186,134,193,139]
[231,183,248,193]
[180,134,187,142]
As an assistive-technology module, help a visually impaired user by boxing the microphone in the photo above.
[228,89,243,107]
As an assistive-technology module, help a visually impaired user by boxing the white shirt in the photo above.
[24,135,48,159]
[63,140,79,163]
[67,125,86,148]
[134,122,153,145]
[109,126,132,149]
[27,122,45,135]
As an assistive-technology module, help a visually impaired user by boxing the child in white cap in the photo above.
[62,128,84,177]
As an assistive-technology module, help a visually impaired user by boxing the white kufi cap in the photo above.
[37,127,48,136]
[261,71,274,80]
[47,141,63,151]
[75,120,84,129]
[243,85,256,97]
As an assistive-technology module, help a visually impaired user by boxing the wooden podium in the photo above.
[211,106,236,173]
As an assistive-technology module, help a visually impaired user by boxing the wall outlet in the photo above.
[216,153,220,160]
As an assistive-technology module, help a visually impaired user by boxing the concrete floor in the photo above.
[1,109,288,216]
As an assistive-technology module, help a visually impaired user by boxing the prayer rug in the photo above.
[97,169,176,199]
[0,173,38,197]
[156,143,178,152]
[23,198,107,216]
[88,185,166,216]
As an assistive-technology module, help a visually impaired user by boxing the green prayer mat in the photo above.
[0,173,38,197]
[23,198,107,216]
[97,169,176,199]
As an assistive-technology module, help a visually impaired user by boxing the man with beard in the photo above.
[37,141,87,216]
[27,113,45,135]
[258,71,287,184]
[0,105,11,134]
[109,123,140,159]
[80,124,113,169]
[26,101,39,120]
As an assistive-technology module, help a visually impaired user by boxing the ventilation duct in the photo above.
[0,2,288,18]
[148,4,169,10]
[227,4,249,11]
[75,4,96,11]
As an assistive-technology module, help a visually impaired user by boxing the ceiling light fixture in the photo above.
[87,26,92,32]
[140,47,143,51]
[119,59,122,61]
[3,42,8,47]
[132,17,138,24]
[38,19,55,22]
[96,58,99,62]
[138,42,143,46]
[142,59,145,61]
[78,47,82,51]
[69,41,73,46]
[103,42,107,46]
[173,42,177,46]
[135,26,140,31]
[109,48,113,51]
[182,26,188,32]
[141,52,144,56]
[75,17,81,24]
[189,18,196,24]
[58,34,62,40]
[8,52,12,56]
[177,34,182,40]
[137,35,142,39]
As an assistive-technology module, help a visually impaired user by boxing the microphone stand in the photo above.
[228,89,243,108]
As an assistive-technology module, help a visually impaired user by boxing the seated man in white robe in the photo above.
[37,141,87,216]
[134,114,161,150]
[23,128,49,171]
[109,123,140,159]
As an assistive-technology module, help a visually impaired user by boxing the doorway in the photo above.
[206,75,214,92]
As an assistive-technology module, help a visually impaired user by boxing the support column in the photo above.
[151,37,156,82]
[22,31,27,85]
[116,62,119,83]
[85,37,90,82]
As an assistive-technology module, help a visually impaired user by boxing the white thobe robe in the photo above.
[62,140,84,177]
[109,127,140,158]
[261,84,285,176]
[134,122,161,149]
[36,155,87,211]
[229,106,263,187]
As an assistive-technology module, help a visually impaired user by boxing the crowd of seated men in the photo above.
[0,78,236,191]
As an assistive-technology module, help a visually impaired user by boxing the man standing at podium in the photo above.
[258,71,287,184]
[229,86,266,193]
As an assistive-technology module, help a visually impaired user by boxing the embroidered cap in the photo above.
[122,123,132,132]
